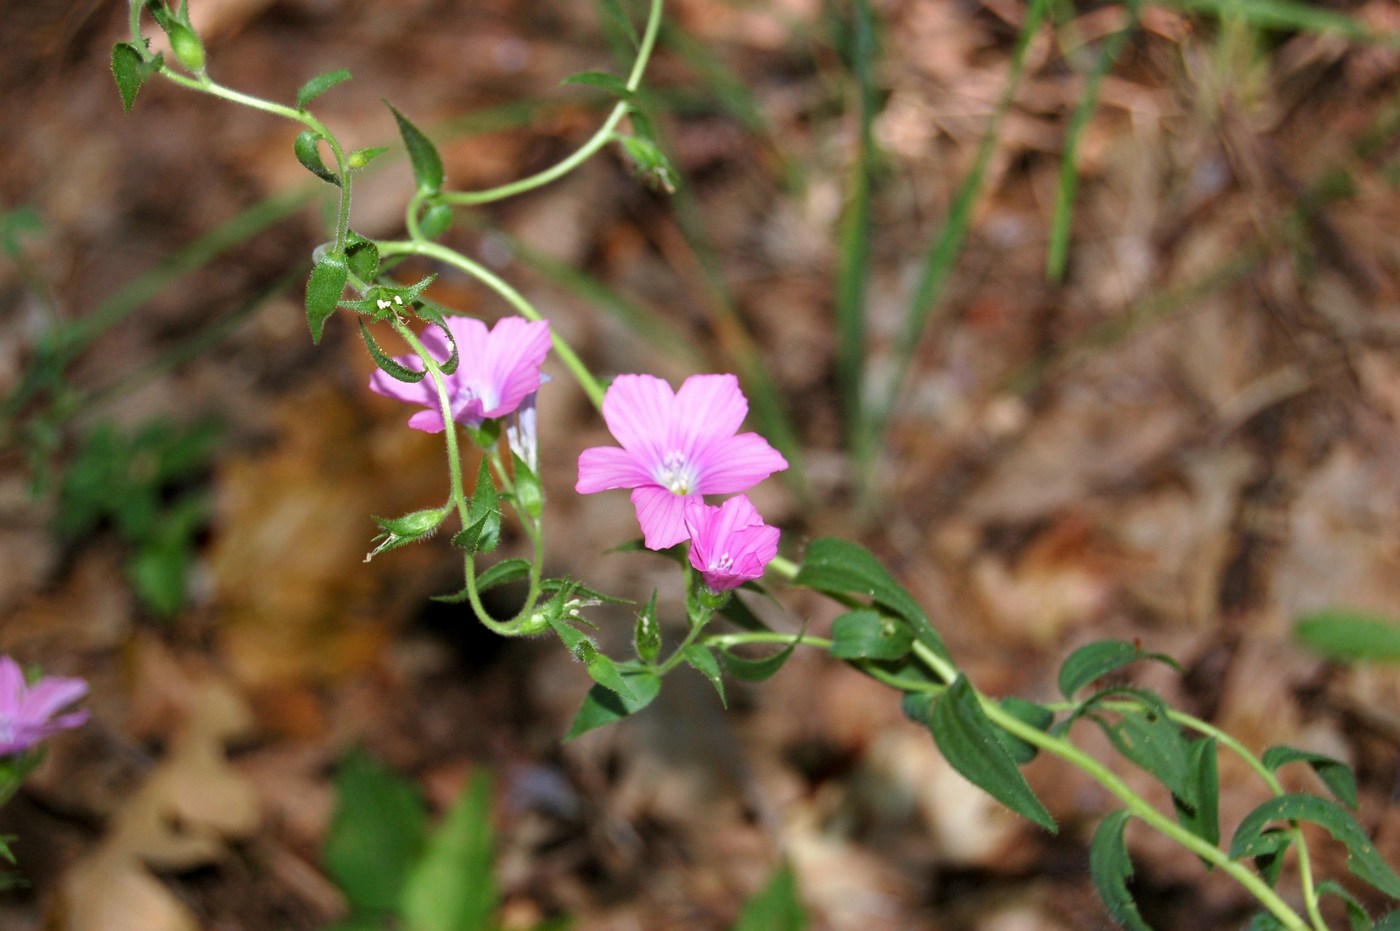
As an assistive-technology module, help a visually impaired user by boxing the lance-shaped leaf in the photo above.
[358,319,425,382]
[1261,745,1358,809]
[305,252,347,343]
[1231,794,1400,899]
[718,636,801,683]
[400,769,496,931]
[925,677,1056,832]
[683,644,726,707]
[297,68,352,110]
[634,591,661,664]
[1173,737,1220,847]
[1089,810,1153,931]
[294,130,341,186]
[111,43,161,112]
[1058,640,1181,699]
[565,670,661,740]
[386,101,444,193]
[452,459,501,555]
[830,608,912,661]
[432,559,532,603]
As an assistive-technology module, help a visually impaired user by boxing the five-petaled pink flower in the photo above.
[0,657,88,757]
[684,495,779,592]
[576,373,788,549]
[369,316,551,433]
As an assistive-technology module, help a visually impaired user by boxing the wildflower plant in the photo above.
[106,1,1400,928]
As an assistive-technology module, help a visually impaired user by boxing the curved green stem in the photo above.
[377,239,605,410]
[440,0,665,206]
[705,631,833,651]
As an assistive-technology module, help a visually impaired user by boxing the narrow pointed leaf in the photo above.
[296,68,352,109]
[358,319,425,382]
[733,863,807,931]
[1059,640,1181,699]
[1231,794,1400,898]
[111,42,156,112]
[565,670,661,740]
[400,769,496,931]
[634,592,661,664]
[1089,810,1153,931]
[926,677,1056,832]
[1261,745,1358,810]
[1173,737,1220,846]
[718,637,801,682]
[294,130,340,186]
[562,70,632,98]
[682,644,726,707]
[452,459,501,554]
[324,750,427,915]
[304,253,347,343]
[386,101,444,193]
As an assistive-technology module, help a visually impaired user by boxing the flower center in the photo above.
[709,551,734,573]
[656,450,697,496]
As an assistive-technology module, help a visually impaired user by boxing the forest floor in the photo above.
[2,0,1400,928]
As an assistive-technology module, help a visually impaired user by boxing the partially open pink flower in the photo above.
[0,657,88,757]
[576,373,788,549]
[684,495,779,591]
[369,316,551,433]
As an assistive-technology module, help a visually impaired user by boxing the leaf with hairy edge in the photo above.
[682,644,726,707]
[927,677,1056,832]
[1173,737,1220,847]
[294,130,341,186]
[1262,745,1358,810]
[408,303,460,376]
[996,697,1053,765]
[1247,827,1292,888]
[1089,706,1190,800]
[1315,880,1372,931]
[1231,794,1400,898]
[565,670,661,740]
[305,253,347,343]
[112,43,160,112]
[431,559,531,602]
[1058,640,1181,699]
[718,637,801,682]
[634,591,661,663]
[386,101,444,194]
[452,459,501,555]
[345,235,380,284]
[297,68,352,109]
[400,769,496,931]
[359,319,425,382]
[1090,810,1153,931]
[830,609,912,661]
[794,537,951,663]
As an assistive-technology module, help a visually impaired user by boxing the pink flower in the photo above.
[0,657,88,757]
[576,373,788,549]
[684,495,779,591]
[369,316,551,433]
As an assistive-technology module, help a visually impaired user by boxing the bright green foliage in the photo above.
[1232,795,1400,899]
[452,459,502,555]
[1173,737,1220,848]
[565,670,662,740]
[295,131,341,186]
[111,42,161,112]
[634,591,662,663]
[562,70,632,99]
[1293,610,1400,663]
[401,770,497,931]
[1058,640,1180,699]
[733,863,807,931]
[1262,745,1358,809]
[386,102,444,194]
[57,419,219,618]
[297,69,352,109]
[323,750,428,918]
[304,252,347,343]
[717,636,800,682]
[682,644,726,706]
[1090,811,1153,931]
[925,677,1056,832]
[829,609,912,661]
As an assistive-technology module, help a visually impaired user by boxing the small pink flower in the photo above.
[576,374,788,549]
[369,316,551,433]
[684,495,779,591]
[0,657,88,757]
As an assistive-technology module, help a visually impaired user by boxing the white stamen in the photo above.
[655,450,697,496]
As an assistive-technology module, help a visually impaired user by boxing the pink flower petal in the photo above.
[672,374,748,451]
[631,485,693,550]
[23,677,89,722]
[602,374,674,463]
[368,366,436,406]
[482,318,551,418]
[694,433,789,494]
[406,408,448,433]
[577,447,653,494]
[0,657,23,716]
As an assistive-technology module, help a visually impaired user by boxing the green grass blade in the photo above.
[1047,3,1140,282]
[1162,0,1392,43]
[836,0,878,465]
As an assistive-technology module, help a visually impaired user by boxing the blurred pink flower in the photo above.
[369,316,551,433]
[0,657,88,757]
[576,373,788,549]
[684,495,779,591]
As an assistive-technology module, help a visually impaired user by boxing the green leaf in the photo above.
[717,589,772,632]
[358,318,425,382]
[297,68,352,109]
[305,252,347,343]
[565,670,662,740]
[345,235,380,284]
[294,130,341,186]
[584,646,636,701]
[634,591,661,664]
[452,459,501,555]
[386,101,444,194]
[400,768,496,931]
[1089,810,1153,931]
[718,637,801,683]
[111,42,159,112]
[323,749,427,915]
[683,644,726,707]
[1293,609,1400,663]
[1245,827,1293,888]
[829,608,913,661]
[130,534,191,618]
[1058,640,1181,699]
[595,0,639,47]
[1088,706,1190,800]
[1173,737,1220,847]
[476,559,531,593]
[995,697,1053,765]
[1315,879,1372,931]
[563,70,632,98]
[1375,911,1400,930]
[733,862,807,931]
[1230,794,1400,899]
[1246,913,1287,931]
[793,537,951,664]
[419,203,454,240]
[926,677,1056,832]
[1261,745,1358,809]
[406,303,459,375]
[618,135,677,193]
[508,451,543,521]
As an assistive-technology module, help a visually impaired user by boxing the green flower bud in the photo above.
[365,505,450,562]
[169,24,205,72]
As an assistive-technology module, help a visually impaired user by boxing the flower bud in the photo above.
[365,505,450,561]
[169,24,205,72]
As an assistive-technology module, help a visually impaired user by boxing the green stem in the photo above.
[440,0,666,206]
[376,239,605,410]
[704,631,833,651]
